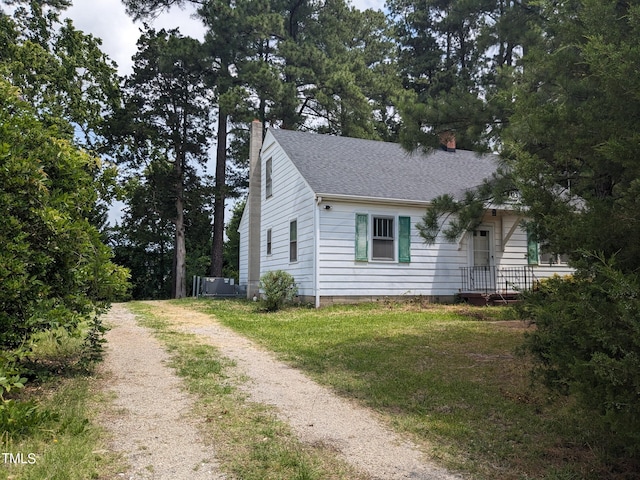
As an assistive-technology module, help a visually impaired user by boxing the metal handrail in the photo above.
[461,266,536,293]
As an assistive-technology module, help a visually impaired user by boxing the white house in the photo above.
[238,120,573,307]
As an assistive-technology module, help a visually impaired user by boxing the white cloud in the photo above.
[63,0,205,77]
[351,0,386,11]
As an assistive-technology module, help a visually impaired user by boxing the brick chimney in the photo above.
[439,131,456,152]
[246,119,263,298]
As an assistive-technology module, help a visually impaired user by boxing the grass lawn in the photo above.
[0,328,123,480]
[180,298,626,480]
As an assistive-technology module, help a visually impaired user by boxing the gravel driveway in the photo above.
[99,302,463,480]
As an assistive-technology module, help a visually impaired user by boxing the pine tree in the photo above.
[112,28,213,298]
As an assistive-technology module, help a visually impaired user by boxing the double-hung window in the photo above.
[372,217,394,260]
[540,250,570,265]
[355,214,411,263]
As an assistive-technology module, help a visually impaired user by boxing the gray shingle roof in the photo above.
[269,128,499,203]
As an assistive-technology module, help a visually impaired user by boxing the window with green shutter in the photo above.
[355,214,368,261]
[527,232,539,265]
[398,216,411,263]
[372,216,394,260]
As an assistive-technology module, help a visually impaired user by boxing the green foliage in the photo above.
[294,0,401,140]
[389,0,534,150]
[79,313,109,369]
[501,3,640,456]
[0,81,129,441]
[1,0,121,147]
[402,0,640,462]
[415,165,515,244]
[499,0,640,273]
[0,81,129,351]
[110,27,214,298]
[0,399,59,438]
[112,160,213,299]
[259,270,298,312]
[0,0,128,447]
[519,257,640,455]
[0,358,28,400]
[120,0,402,281]
[0,354,53,439]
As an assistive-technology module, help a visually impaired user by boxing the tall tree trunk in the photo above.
[174,157,187,298]
[210,110,227,277]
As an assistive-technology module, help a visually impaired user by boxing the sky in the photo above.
[63,0,386,78]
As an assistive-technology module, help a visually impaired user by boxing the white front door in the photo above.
[472,227,493,267]
[468,226,495,291]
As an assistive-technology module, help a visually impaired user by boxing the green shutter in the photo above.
[398,216,411,263]
[527,232,539,265]
[355,214,368,261]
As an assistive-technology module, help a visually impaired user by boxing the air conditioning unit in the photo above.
[201,277,236,296]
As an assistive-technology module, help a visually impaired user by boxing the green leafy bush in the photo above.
[0,399,59,438]
[259,270,298,312]
[0,80,129,350]
[0,363,28,400]
[518,256,640,455]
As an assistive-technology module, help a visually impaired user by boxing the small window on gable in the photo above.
[266,228,272,255]
[289,220,297,262]
[372,216,394,261]
[265,157,273,198]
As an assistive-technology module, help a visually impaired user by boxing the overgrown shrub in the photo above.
[259,270,298,312]
[0,81,129,351]
[518,256,640,455]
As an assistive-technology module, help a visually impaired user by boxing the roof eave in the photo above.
[315,192,432,208]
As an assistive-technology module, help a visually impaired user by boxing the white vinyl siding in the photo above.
[259,132,315,297]
[316,207,574,299]
[319,204,464,298]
